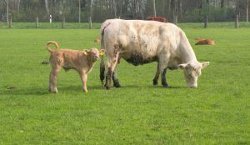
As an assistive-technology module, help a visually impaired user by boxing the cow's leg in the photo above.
[105,47,120,90]
[112,71,121,88]
[49,65,61,93]
[153,64,168,87]
[158,54,169,88]
[153,63,160,85]
[161,68,168,87]
[105,65,112,89]
[112,56,122,87]
[100,56,120,87]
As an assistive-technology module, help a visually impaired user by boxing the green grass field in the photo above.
[0,24,249,144]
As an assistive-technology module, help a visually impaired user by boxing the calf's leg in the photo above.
[79,71,88,93]
[49,65,61,93]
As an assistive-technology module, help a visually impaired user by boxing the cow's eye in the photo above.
[192,70,200,76]
[187,71,193,77]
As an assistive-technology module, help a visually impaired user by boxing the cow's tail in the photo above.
[99,22,110,85]
[100,56,105,85]
[47,41,60,53]
[99,33,105,84]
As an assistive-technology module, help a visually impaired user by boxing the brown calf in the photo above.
[47,41,104,93]
[195,38,215,45]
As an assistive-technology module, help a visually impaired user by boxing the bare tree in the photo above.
[179,0,183,19]
[247,0,249,22]
[220,0,225,8]
[45,0,49,15]
[204,0,209,28]
[89,0,93,29]
[78,0,81,23]
[17,0,20,14]
[112,0,117,18]
[235,0,240,28]
[4,0,9,24]
[173,0,178,24]
[153,0,156,16]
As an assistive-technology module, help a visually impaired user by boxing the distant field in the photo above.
[0,22,101,29]
[0,24,249,144]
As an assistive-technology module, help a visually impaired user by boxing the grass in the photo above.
[0,24,250,144]
[0,22,102,29]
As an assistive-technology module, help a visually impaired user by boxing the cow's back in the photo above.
[101,19,183,65]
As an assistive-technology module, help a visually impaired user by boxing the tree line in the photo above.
[0,0,249,24]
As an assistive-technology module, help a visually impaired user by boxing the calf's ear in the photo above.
[178,63,188,69]
[201,62,209,69]
[99,49,105,56]
[82,49,89,55]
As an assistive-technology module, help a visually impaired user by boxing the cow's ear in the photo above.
[178,63,188,69]
[201,62,209,69]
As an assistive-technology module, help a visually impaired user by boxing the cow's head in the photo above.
[178,61,209,88]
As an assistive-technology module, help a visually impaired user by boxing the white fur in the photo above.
[101,19,209,88]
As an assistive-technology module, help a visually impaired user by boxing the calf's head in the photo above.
[83,48,105,61]
[178,61,209,88]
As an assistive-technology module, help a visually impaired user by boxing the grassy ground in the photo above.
[0,24,249,144]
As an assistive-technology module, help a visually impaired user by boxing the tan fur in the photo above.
[195,38,215,45]
[46,41,104,93]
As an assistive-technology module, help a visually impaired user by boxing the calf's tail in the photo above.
[47,41,60,53]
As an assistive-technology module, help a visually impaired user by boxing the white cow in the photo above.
[100,19,209,89]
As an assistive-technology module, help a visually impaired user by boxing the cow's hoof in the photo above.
[113,81,121,88]
[162,83,169,88]
[49,89,58,93]
[101,81,104,86]
[153,79,158,85]
[105,84,111,90]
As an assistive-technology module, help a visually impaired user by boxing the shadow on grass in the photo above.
[0,85,104,96]
[0,84,186,96]
[0,87,50,96]
[100,84,186,89]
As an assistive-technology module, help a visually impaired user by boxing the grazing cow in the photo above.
[146,16,167,22]
[100,19,209,89]
[195,38,215,45]
[47,41,104,93]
